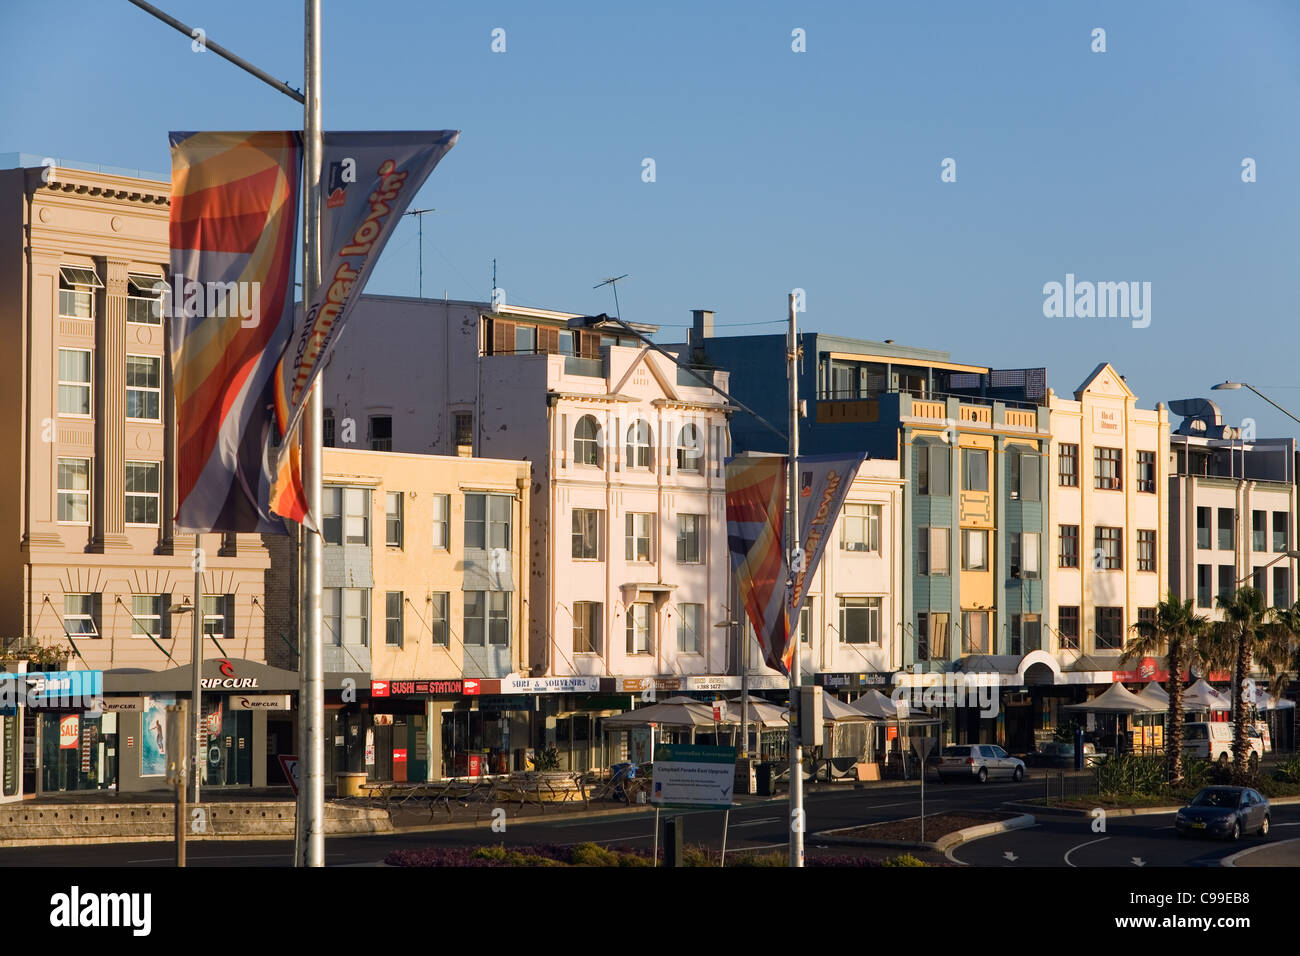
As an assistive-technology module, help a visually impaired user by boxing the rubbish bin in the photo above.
[756,762,774,796]
[336,772,368,798]
[611,762,637,799]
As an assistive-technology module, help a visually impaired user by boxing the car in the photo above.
[1175,786,1270,840]
[936,744,1025,783]
[1029,740,1100,768]
[1182,722,1264,769]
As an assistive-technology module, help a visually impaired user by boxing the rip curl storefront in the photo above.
[101,658,326,793]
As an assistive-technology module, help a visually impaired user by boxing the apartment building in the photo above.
[1166,397,1297,618]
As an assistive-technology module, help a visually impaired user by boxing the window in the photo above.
[799,605,811,644]
[916,441,949,496]
[341,589,368,645]
[324,589,341,645]
[1059,524,1079,568]
[961,448,988,492]
[125,355,162,420]
[124,461,160,525]
[1196,507,1211,550]
[961,528,988,570]
[368,415,392,451]
[917,611,948,660]
[1058,606,1080,650]
[385,492,403,548]
[58,266,100,318]
[1011,614,1041,654]
[323,488,342,544]
[1252,511,1266,552]
[430,592,449,645]
[1138,607,1156,631]
[1197,565,1212,608]
[1059,443,1079,487]
[1218,565,1235,604]
[840,504,881,553]
[918,527,949,575]
[677,603,702,653]
[385,592,403,646]
[839,597,881,645]
[1273,512,1288,553]
[961,611,989,654]
[57,348,91,416]
[1094,447,1122,490]
[1011,532,1039,578]
[625,512,653,562]
[1137,529,1156,572]
[1095,526,1122,570]
[626,420,652,469]
[131,594,165,639]
[1273,567,1290,608]
[454,412,473,447]
[1217,508,1234,551]
[1009,449,1040,500]
[323,409,335,447]
[1136,451,1156,493]
[514,325,536,354]
[676,513,702,563]
[573,601,601,653]
[626,603,652,654]
[572,508,601,560]
[465,493,511,550]
[202,595,229,643]
[465,591,509,646]
[676,424,702,472]
[126,273,164,325]
[1095,607,1123,650]
[344,488,369,545]
[558,330,577,356]
[63,594,98,637]
[574,416,602,466]
[57,458,90,523]
[1253,566,1267,594]
[432,494,450,550]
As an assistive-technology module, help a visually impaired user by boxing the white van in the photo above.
[1182,722,1264,765]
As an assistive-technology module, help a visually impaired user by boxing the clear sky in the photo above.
[3,0,1298,438]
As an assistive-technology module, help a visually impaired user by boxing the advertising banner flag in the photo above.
[269,130,459,524]
[167,131,302,533]
[726,454,787,673]
[725,452,866,674]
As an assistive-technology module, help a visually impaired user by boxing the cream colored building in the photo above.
[1046,363,1170,668]
[0,159,275,794]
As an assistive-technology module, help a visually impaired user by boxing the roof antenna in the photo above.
[403,207,436,297]
[593,273,630,319]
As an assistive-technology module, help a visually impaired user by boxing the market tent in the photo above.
[824,694,869,721]
[848,689,899,719]
[1063,682,1164,714]
[1255,688,1296,711]
[1182,678,1230,712]
[601,696,725,729]
[726,695,789,729]
[1137,682,1170,707]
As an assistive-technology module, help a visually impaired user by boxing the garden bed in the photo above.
[383,842,934,867]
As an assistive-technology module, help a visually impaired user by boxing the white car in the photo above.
[936,744,1025,783]
[1182,722,1264,767]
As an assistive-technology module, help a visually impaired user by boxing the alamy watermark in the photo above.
[892,668,998,718]
[1042,273,1150,328]
[152,273,262,328]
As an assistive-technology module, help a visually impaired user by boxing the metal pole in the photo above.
[653,807,660,867]
[191,534,203,804]
[740,619,749,759]
[297,0,326,868]
[721,808,730,868]
[786,292,804,868]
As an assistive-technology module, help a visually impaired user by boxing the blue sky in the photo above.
[3,0,1299,436]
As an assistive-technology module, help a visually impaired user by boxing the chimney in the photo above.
[690,309,714,347]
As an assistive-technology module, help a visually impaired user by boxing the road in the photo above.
[2,778,1295,866]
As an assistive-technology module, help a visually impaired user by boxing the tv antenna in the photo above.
[593,273,630,319]
[404,208,437,297]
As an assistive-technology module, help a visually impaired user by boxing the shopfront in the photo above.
[103,659,302,793]
[2,670,108,796]
[369,678,463,782]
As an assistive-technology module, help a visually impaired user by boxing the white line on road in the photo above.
[728,817,781,828]
[1065,837,1109,868]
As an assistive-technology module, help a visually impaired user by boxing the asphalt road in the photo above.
[2,778,1295,867]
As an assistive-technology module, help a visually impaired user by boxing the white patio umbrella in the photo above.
[726,695,789,729]
[601,696,725,729]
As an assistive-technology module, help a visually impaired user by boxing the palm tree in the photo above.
[1209,587,1280,782]
[1123,592,1208,786]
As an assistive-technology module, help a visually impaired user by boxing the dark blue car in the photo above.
[1175,786,1270,840]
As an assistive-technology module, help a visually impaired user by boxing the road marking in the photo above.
[729,817,780,828]
[1064,836,1109,868]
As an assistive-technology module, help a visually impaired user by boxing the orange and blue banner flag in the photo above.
[167,131,302,533]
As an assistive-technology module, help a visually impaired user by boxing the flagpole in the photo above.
[786,292,803,868]
[297,0,326,868]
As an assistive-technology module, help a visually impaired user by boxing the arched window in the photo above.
[574,415,602,466]
[626,420,653,469]
[676,423,702,472]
